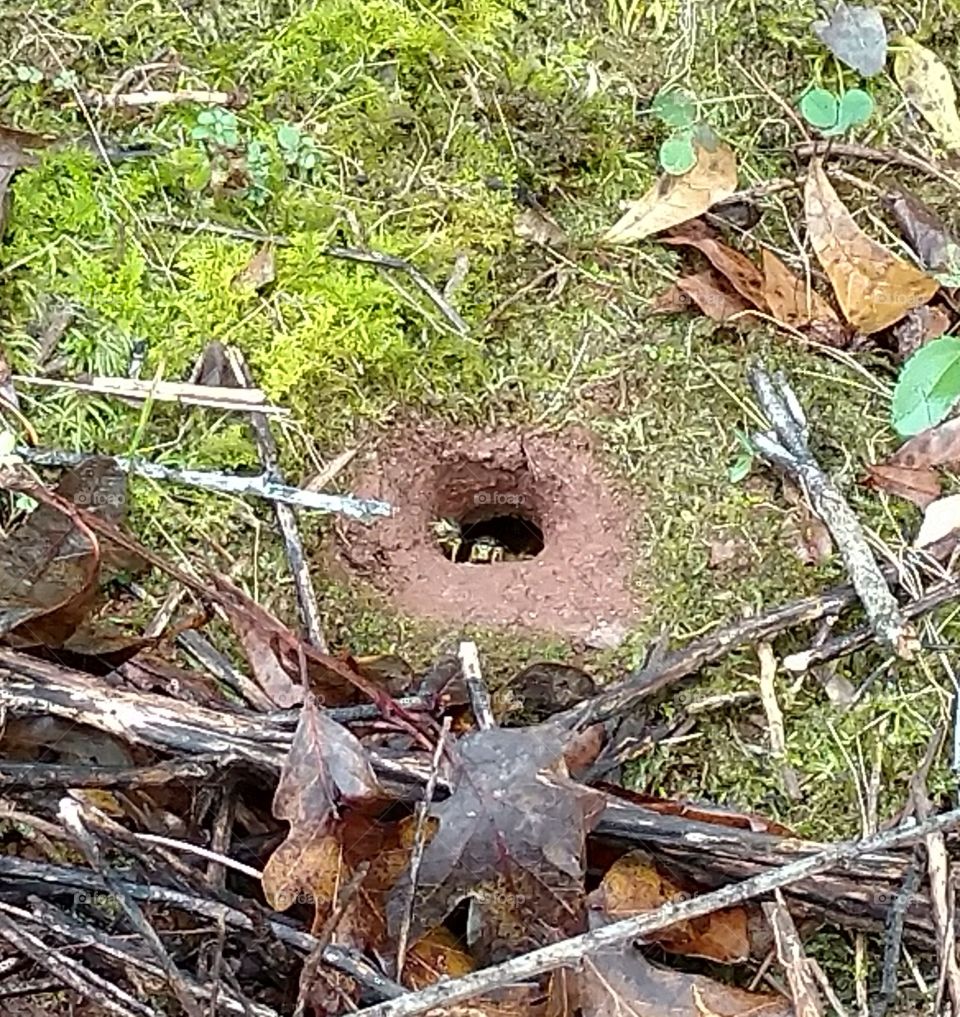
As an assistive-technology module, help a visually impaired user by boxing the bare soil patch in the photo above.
[335,424,642,638]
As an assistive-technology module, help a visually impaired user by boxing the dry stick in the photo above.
[86,87,235,107]
[323,246,470,337]
[395,717,451,979]
[351,808,960,1017]
[748,363,918,659]
[0,756,224,790]
[874,851,923,1017]
[783,577,960,673]
[757,642,801,799]
[17,445,393,520]
[793,141,960,195]
[140,214,291,246]
[763,889,825,1017]
[0,910,157,1017]
[0,855,405,1001]
[459,640,494,731]
[227,346,328,651]
[59,799,203,1017]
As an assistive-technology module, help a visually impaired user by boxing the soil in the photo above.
[335,423,642,638]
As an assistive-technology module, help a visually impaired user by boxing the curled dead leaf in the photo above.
[804,160,939,333]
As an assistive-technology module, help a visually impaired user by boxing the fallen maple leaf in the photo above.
[262,694,387,921]
[590,850,749,963]
[863,462,941,509]
[604,128,737,243]
[387,724,605,962]
[894,37,960,151]
[804,160,939,333]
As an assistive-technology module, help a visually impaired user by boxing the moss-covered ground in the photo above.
[2,0,959,993]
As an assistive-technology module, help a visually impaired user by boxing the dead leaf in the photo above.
[759,248,843,337]
[782,480,833,566]
[231,246,275,291]
[893,305,952,361]
[915,493,960,547]
[262,694,388,924]
[812,1,887,77]
[509,662,598,722]
[863,463,941,509]
[804,160,938,333]
[515,208,566,248]
[889,416,960,469]
[676,270,754,323]
[604,130,737,243]
[662,224,768,309]
[590,851,749,963]
[387,725,605,962]
[886,189,960,282]
[894,37,960,150]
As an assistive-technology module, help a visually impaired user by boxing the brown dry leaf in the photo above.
[650,282,694,314]
[404,928,475,989]
[231,246,275,291]
[804,160,939,333]
[782,481,833,566]
[894,304,952,361]
[262,694,388,923]
[387,725,605,963]
[662,225,768,309]
[889,416,960,469]
[591,851,749,963]
[604,132,737,243]
[675,270,754,323]
[863,463,941,509]
[759,248,843,337]
[515,207,566,248]
[886,189,960,280]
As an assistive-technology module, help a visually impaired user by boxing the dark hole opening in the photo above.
[437,513,544,564]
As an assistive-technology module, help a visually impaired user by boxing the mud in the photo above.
[335,424,641,639]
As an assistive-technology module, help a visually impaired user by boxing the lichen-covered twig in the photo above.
[748,363,918,659]
[16,446,392,521]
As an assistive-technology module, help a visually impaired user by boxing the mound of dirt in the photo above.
[335,424,642,639]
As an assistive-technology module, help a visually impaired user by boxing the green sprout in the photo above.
[191,108,241,148]
[276,123,322,173]
[650,86,701,175]
[799,86,874,136]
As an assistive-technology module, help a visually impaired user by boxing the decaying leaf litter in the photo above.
[6,0,960,1015]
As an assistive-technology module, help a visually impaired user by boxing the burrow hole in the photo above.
[434,511,545,564]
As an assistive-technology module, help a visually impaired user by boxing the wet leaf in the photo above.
[811,2,887,77]
[891,336,960,435]
[231,245,275,291]
[804,160,938,333]
[262,694,387,921]
[0,458,132,648]
[886,189,960,285]
[387,724,605,961]
[863,463,941,509]
[915,494,960,548]
[591,851,749,963]
[604,128,737,242]
[893,37,960,151]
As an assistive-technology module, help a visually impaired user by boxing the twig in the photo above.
[324,246,470,337]
[459,640,494,730]
[226,345,327,651]
[86,87,237,107]
[395,717,451,978]
[12,373,286,414]
[133,832,262,880]
[0,756,225,789]
[350,807,960,1017]
[15,445,393,520]
[59,799,203,1017]
[139,214,291,246]
[757,642,801,799]
[793,141,960,195]
[763,889,824,1017]
[748,363,917,658]
[874,850,922,1017]
[0,910,156,1017]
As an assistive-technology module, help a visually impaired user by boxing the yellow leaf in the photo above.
[894,37,960,150]
[603,135,737,243]
[804,160,938,334]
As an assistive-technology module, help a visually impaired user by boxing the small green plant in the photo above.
[799,86,874,136]
[276,123,321,172]
[727,429,756,483]
[244,139,271,204]
[191,108,240,148]
[14,64,43,85]
[52,70,79,92]
[892,335,960,435]
[649,86,699,175]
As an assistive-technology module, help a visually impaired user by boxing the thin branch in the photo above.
[459,640,494,730]
[351,807,960,1017]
